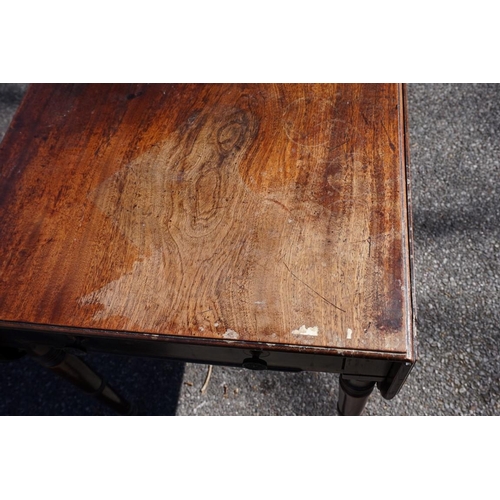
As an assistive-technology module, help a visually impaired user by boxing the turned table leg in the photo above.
[337,375,376,416]
[28,345,137,415]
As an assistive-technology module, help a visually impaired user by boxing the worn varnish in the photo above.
[0,84,414,357]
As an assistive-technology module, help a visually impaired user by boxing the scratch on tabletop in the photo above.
[282,261,345,313]
[381,121,396,152]
[264,198,291,212]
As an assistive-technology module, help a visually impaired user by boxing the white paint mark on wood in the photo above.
[291,325,319,336]
[347,328,353,339]
[223,329,239,339]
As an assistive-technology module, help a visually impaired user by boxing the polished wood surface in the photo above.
[0,84,414,358]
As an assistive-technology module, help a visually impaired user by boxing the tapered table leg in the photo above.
[28,345,137,415]
[337,375,376,416]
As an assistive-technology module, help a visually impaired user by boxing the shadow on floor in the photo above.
[0,351,185,415]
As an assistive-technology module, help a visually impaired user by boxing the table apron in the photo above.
[0,328,412,397]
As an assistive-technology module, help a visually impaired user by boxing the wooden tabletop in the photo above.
[0,84,415,359]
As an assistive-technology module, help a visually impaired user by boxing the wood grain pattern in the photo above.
[0,84,414,357]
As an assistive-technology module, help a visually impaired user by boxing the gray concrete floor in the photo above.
[0,83,499,415]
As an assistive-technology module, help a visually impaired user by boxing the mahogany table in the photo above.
[0,84,416,415]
